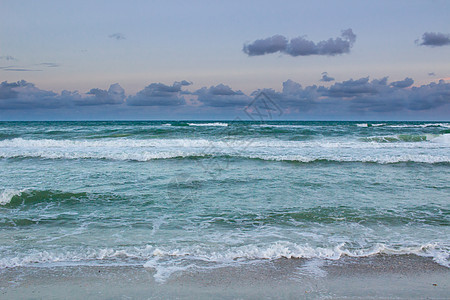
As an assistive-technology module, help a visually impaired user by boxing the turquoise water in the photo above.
[0,121,449,281]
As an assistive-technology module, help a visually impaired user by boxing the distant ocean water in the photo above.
[0,121,449,281]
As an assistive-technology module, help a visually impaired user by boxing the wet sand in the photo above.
[1,255,449,299]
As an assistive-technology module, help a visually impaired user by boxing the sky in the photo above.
[0,0,449,120]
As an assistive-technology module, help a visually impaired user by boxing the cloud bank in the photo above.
[243,29,356,57]
[1,76,449,120]
[418,32,450,47]
[256,77,448,115]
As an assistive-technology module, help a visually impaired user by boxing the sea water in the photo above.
[0,121,448,281]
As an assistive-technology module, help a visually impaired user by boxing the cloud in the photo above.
[126,81,191,106]
[407,80,450,110]
[195,84,251,107]
[0,67,42,72]
[325,77,383,97]
[0,56,16,61]
[0,61,58,72]
[0,81,126,109]
[73,83,125,106]
[242,35,288,56]
[390,77,414,88]
[243,29,356,57]
[247,77,449,116]
[417,32,450,47]
[38,62,60,68]
[0,80,62,109]
[1,78,448,120]
[253,80,319,112]
[320,72,335,82]
[428,72,436,76]
[109,33,126,40]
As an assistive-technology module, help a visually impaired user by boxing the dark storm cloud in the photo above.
[417,32,450,47]
[243,29,356,57]
[126,81,191,106]
[194,84,251,107]
[320,72,335,82]
[109,33,126,40]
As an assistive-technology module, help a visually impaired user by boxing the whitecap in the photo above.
[0,189,26,205]
[187,122,228,127]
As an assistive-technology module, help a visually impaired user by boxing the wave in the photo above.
[251,124,310,129]
[205,206,449,227]
[0,151,448,164]
[187,122,228,127]
[432,133,450,144]
[361,134,436,143]
[0,189,88,207]
[248,155,449,164]
[362,133,450,144]
[0,137,448,163]
[171,122,228,127]
[1,242,447,282]
[1,135,448,149]
[386,123,450,128]
[355,123,386,127]
[0,133,18,140]
[0,189,27,205]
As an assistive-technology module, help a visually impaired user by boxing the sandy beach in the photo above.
[1,255,448,299]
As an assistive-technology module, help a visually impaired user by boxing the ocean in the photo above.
[0,121,449,282]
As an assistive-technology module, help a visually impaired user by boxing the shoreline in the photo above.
[1,254,449,299]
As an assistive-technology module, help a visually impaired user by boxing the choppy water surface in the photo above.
[0,121,449,281]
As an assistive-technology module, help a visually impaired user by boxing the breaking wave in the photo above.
[0,242,447,282]
[0,136,448,163]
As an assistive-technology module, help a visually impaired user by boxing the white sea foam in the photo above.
[1,137,448,151]
[387,123,450,128]
[249,154,450,164]
[0,137,448,163]
[143,256,195,283]
[431,133,450,144]
[251,124,309,128]
[1,242,447,281]
[0,189,26,205]
[356,123,368,127]
[295,258,327,278]
[187,122,228,127]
